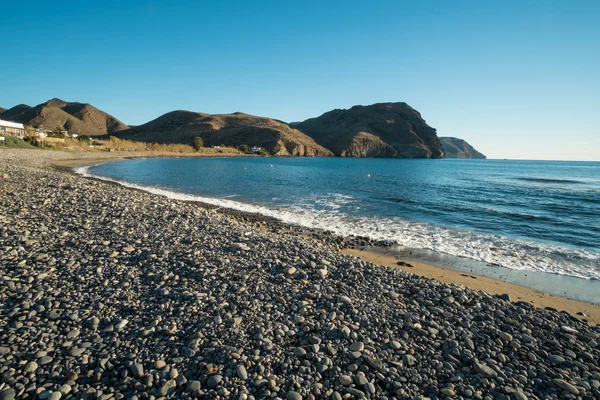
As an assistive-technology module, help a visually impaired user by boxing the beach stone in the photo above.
[474,362,497,378]
[24,361,38,372]
[236,364,248,380]
[234,242,250,251]
[354,374,368,386]
[49,392,62,400]
[70,348,85,356]
[367,357,384,370]
[0,389,16,400]
[339,375,353,385]
[115,319,128,330]
[349,342,364,352]
[159,380,176,396]
[403,354,417,366]
[131,363,144,377]
[294,347,307,357]
[553,379,579,395]
[286,391,302,400]
[58,385,71,395]
[187,380,201,393]
[207,375,223,388]
[38,356,53,365]
[548,354,565,365]
[514,391,528,400]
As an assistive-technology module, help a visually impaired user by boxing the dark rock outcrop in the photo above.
[0,98,128,135]
[295,102,445,158]
[440,137,486,159]
[113,111,333,156]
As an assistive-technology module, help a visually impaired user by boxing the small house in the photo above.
[0,119,26,138]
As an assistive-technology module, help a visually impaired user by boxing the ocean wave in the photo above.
[515,177,586,185]
[76,164,600,281]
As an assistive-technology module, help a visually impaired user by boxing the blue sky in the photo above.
[1,0,599,160]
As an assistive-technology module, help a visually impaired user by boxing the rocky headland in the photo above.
[294,103,445,158]
[440,138,487,159]
[1,149,599,400]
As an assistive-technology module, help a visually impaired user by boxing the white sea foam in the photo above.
[75,165,600,280]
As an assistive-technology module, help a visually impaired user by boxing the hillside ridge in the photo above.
[113,110,333,156]
[0,98,128,135]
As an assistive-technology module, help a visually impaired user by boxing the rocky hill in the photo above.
[0,98,128,135]
[113,111,333,156]
[295,102,445,158]
[0,107,5,114]
[440,137,486,159]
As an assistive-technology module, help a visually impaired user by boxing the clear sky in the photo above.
[1,1,599,160]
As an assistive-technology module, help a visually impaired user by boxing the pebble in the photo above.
[286,391,302,400]
[236,364,248,380]
[207,375,223,388]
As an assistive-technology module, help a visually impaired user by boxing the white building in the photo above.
[0,120,26,137]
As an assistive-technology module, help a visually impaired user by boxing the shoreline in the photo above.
[344,248,600,325]
[55,150,600,324]
[2,148,600,399]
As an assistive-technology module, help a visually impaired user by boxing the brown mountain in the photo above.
[440,137,486,159]
[114,111,333,156]
[0,98,128,135]
[0,107,5,114]
[295,102,445,158]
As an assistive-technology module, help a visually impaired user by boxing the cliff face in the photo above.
[0,98,128,135]
[113,111,333,156]
[440,137,486,159]
[295,102,445,158]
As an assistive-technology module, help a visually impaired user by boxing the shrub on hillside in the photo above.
[192,137,204,151]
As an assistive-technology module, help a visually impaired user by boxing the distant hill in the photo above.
[440,137,486,159]
[0,107,5,114]
[0,98,128,135]
[113,111,333,156]
[295,102,445,158]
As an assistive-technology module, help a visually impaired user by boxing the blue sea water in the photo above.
[82,157,600,284]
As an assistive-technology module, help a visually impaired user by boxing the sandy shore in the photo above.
[50,149,253,168]
[1,148,599,400]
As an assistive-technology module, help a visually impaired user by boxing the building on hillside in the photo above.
[0,120,26,137]
[251,146,263,153]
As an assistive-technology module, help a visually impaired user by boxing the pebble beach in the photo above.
[1,149,599,400]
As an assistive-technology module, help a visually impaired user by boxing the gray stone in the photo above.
[286,391,302,400]
[236,364,248,380]
[207,375,223,388]
[159,380,177,396]
[131,363,144,377]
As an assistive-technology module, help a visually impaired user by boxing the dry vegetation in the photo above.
[30,136,242,155]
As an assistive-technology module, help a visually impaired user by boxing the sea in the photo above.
[77,157,600,303]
